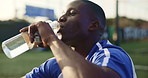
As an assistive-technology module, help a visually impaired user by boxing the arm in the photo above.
[20,21,120,78]
[48,38,120,78]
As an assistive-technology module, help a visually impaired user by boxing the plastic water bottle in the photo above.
[2,21,60,59]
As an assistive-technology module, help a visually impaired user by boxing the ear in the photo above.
[88,21,99,31]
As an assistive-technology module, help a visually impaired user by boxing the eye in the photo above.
[69,9,77,16]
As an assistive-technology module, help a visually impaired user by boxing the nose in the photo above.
[58,15,67,22]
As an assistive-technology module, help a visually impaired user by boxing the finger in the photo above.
[28,25,37,43]
[37,43,44,47]
[37,43,49,48]
[20,27,28,32]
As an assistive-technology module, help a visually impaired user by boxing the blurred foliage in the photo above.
[106,16,148,29]
[0,19,29,43]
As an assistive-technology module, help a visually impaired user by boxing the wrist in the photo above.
[43,34,59,46]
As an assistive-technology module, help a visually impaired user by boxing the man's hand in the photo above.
[20,21,57,47]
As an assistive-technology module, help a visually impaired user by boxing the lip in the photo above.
[59,22,65,29]
[59,22,65,28]
[57,24,64,33]
[57,28,63,40]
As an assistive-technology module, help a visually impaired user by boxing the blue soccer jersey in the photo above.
[26,40,137,78]
[86,40,137,78]
[26,58,62,78]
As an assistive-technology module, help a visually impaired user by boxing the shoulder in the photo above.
[41,57,61,76]
[44,57,57,66]
[107,46,131,63]
[87,43,135,78]
[106,47,135,78]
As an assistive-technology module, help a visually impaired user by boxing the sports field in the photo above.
[0,40,148,78]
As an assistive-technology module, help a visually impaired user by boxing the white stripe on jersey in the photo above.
[58,73,63,78]
[107,40,112,45]
[131,61,137,78]
[102,48,110,66]
[127,55,137,78]
[96,42,102,50]
[96,41,110,66]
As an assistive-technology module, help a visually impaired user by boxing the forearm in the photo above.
[47,38,107,78]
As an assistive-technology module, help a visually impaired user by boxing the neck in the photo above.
[73,37,100,58]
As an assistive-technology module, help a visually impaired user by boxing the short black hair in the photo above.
[84,0,106,30]
[75,0,106,32]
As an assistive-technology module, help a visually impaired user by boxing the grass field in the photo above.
[120,40,148,78]
[0,50,53,78]
[0,40,148,78]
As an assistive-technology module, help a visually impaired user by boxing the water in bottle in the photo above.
[2,33,29,58]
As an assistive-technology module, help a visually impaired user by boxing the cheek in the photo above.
[66,22,81,35]
[79,20,90,34]
[67,17,82,31]
[63,15,89,35]
[68,16,89,35]
[63,20,81,38]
